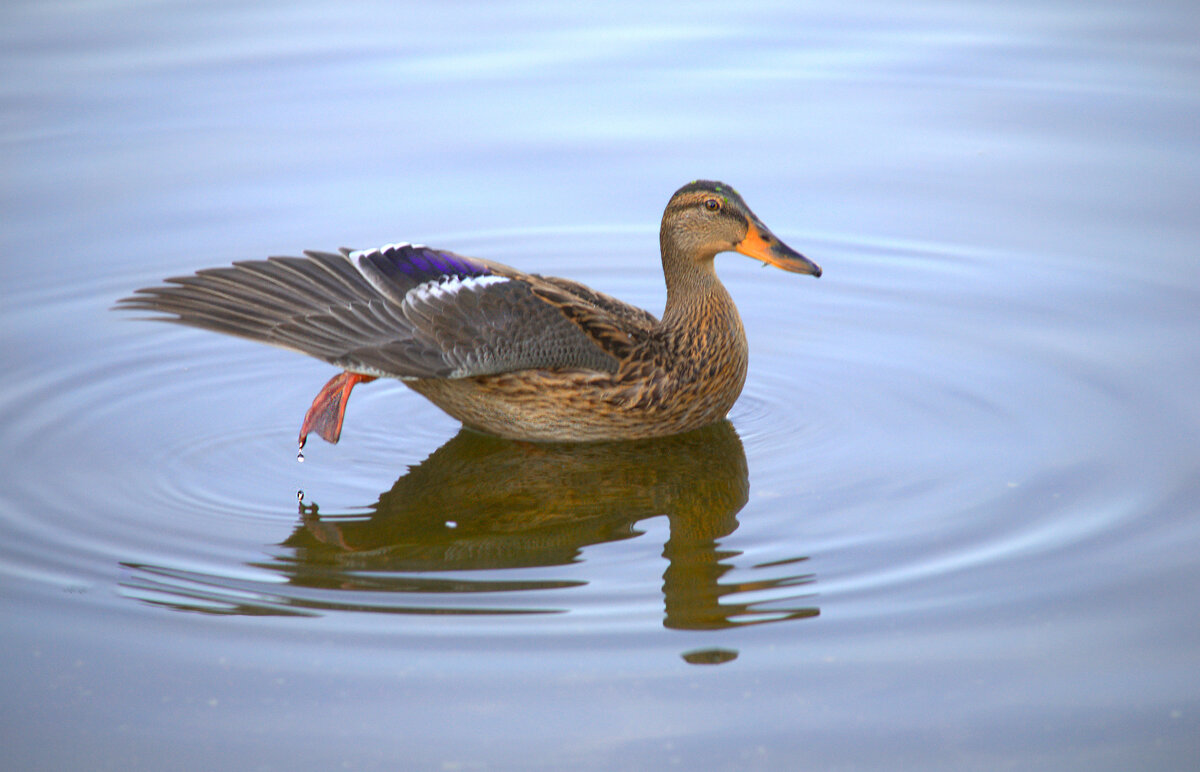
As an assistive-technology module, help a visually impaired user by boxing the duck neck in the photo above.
[658,237,749,404]
[660,237,732,329]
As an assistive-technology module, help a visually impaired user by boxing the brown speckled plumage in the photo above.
[118,181,821,444]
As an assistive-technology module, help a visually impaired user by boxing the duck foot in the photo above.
[298,371,377,449]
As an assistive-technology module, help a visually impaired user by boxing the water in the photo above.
[3,1,1199,770]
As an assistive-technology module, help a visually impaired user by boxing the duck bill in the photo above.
[735,220,822,277]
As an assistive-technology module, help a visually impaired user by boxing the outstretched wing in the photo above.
[117,243,622,379]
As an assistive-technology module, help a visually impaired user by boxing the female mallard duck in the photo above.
[119,181,821,447]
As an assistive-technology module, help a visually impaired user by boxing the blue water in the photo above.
[2,2,1199,770]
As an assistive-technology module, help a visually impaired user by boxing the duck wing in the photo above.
[523,275,658,365]
[117,243,625,379]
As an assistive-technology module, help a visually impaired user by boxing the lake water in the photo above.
[2,1,1198,770]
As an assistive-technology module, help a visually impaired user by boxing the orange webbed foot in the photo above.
[298,371,377,450]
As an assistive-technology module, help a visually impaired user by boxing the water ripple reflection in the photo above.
[5,228,1196,674]
[120,423,821,630]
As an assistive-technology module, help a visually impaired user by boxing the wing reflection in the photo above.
[122,422,819,630]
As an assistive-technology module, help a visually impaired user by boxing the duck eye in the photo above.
[704,198,721,212]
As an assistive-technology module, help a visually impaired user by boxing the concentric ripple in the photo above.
[2,229,1196,636]
[729,237,1200,622]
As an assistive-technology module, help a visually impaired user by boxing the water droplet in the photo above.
[296,490,304,503]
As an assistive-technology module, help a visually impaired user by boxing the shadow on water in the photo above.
[122,422,818,645]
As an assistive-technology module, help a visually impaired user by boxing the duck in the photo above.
[118,180,821,448]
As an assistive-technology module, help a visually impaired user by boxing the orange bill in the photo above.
[735,220,822,277]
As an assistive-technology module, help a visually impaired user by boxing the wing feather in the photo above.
[117,243,631,379]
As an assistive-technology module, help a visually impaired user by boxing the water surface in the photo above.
[2,2,1198,770]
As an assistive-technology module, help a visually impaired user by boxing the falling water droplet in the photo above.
[297,448,305,462]
[296,490,304,503]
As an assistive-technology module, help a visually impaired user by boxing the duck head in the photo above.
[660,180,821,277]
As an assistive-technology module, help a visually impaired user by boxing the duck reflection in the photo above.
[122,422,819,631]
[264,421,819,630]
